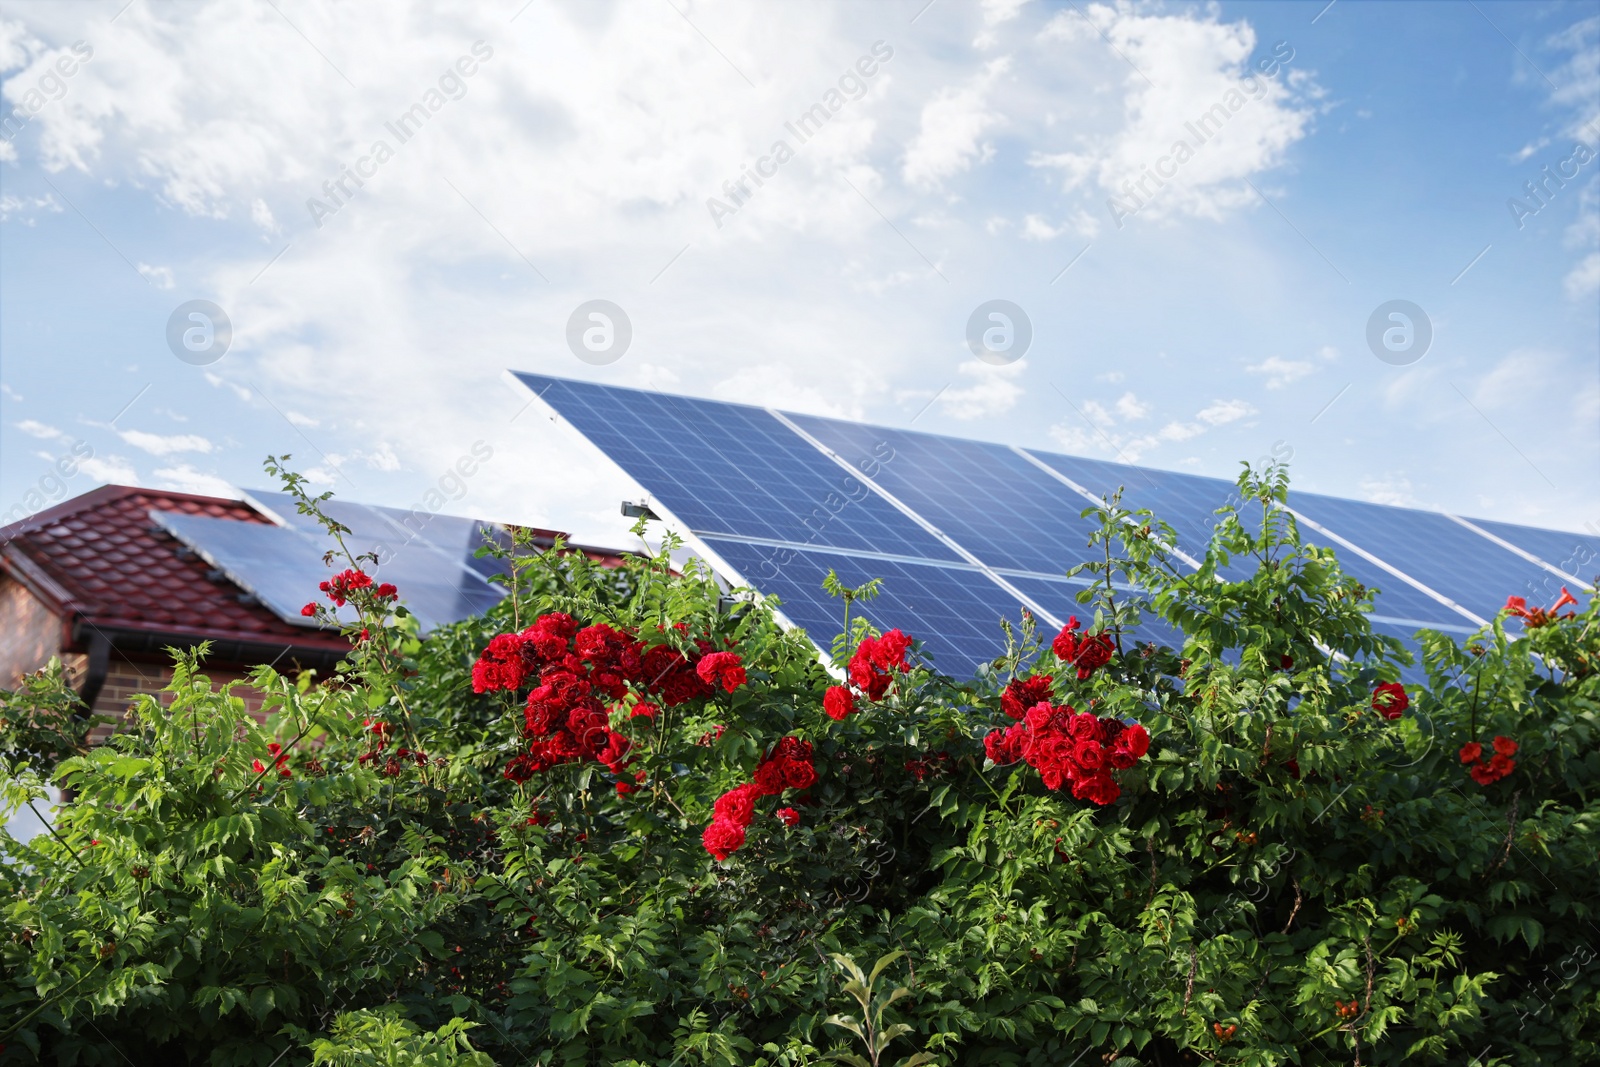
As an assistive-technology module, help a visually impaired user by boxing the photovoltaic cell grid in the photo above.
[154,493,509,635]
[516,373,1595,678]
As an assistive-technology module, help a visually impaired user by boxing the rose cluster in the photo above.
[472,612,743,787]
[702,737,815,861]
[821,628,914,720]
[1460,736,1517,786]
[301,567,398,616]
[1052,617,1115,680]
[984,688,1150,806]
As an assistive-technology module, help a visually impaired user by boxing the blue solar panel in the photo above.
[516,374,960,562]
[246,490,508,586]
[152,510,504,634]
[1457,517,1600,603]
[1027,451,1471,628]
[785,415,1106,575]
[516,374,1592,679]
[1287,493,1557,624]
[700,537,1038,676]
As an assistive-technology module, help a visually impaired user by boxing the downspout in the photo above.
[78,628,111,714]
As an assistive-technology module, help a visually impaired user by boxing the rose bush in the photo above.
[2,460,1598,1065]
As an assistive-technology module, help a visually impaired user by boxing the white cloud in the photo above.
[1033,4,1313,223]
[1114,391,1148,419]
[16,419,64,440]
[1245,354,1315,389]
[203,372,251,402]
[1472,349,1562,411]
[1196,398,1256,426]
[79,454,138,485]
[1360,474,1415,507]
[1047,396,1257,462]
[903,57,1009,189]
[0,192,63,222]
[153,462,240,498]
[1545,14,1599,145]
[137,262,175,289]
[1565,251,1600,300]
[118,429,214,456]
[939,358,1027,420]
[250,197,278,234]
[285,410,319,428]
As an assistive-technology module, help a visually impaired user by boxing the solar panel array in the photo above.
[515,372,1600,677]
[151,492,507,634]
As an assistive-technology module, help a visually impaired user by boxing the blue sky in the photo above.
[1,0,1595,549]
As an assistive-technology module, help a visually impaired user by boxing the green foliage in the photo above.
[3,458,1598,1065]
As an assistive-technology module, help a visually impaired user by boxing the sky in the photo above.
[1,0,1596,551]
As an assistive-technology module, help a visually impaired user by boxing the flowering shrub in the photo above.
[2,460,1599,1065]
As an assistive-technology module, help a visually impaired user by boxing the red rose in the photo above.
[702,818,746,861]
[823,685,855,721]
[714,783,761,826]
[753,761,788,796]
[776,806,800,827]
[783,759,817,791]
[1371,682,1408,720]
[1119,722,1150,759]
[300,603,317,617]
[1459,742,1482,764]
[630,702,658,720]
[696,651,747,692]
[1001,675,1054,720]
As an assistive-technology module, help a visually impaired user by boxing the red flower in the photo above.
[776,806,800,827]
[753,760,788,796]
[1487,753,1515,777]
[375,582,398,600]
[630,702,658,720]
[1119,723,1150,759]
[702,818,746,861]
[1371,682,1408,720]
[1459,742,1482,764]
[1001,675,1054,720]
[1052,617,1114,680]
[1492,735,1518,757]
[823,685,855,721]
[1552,587,1579,612]
[871,629,913,671]
[1469,762,1499,786]
[615,780,637,795]
[713,783,761,827]
[300,602,317,617]
[696,651,747,692]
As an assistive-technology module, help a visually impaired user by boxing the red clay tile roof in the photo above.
[0,485,348,651]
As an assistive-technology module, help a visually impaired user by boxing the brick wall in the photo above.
[0,573,63,689]
[85,657,274,742]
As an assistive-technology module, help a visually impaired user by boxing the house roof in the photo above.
[0,485,349,653]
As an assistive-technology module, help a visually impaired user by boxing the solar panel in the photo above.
[151,510,505,634]
[515,375,961,562]
[515,373,1593,677]
[244,490,509,586]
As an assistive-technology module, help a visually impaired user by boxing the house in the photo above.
[0,484,629,735]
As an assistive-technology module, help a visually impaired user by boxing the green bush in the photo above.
[2,461,1597,1065]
